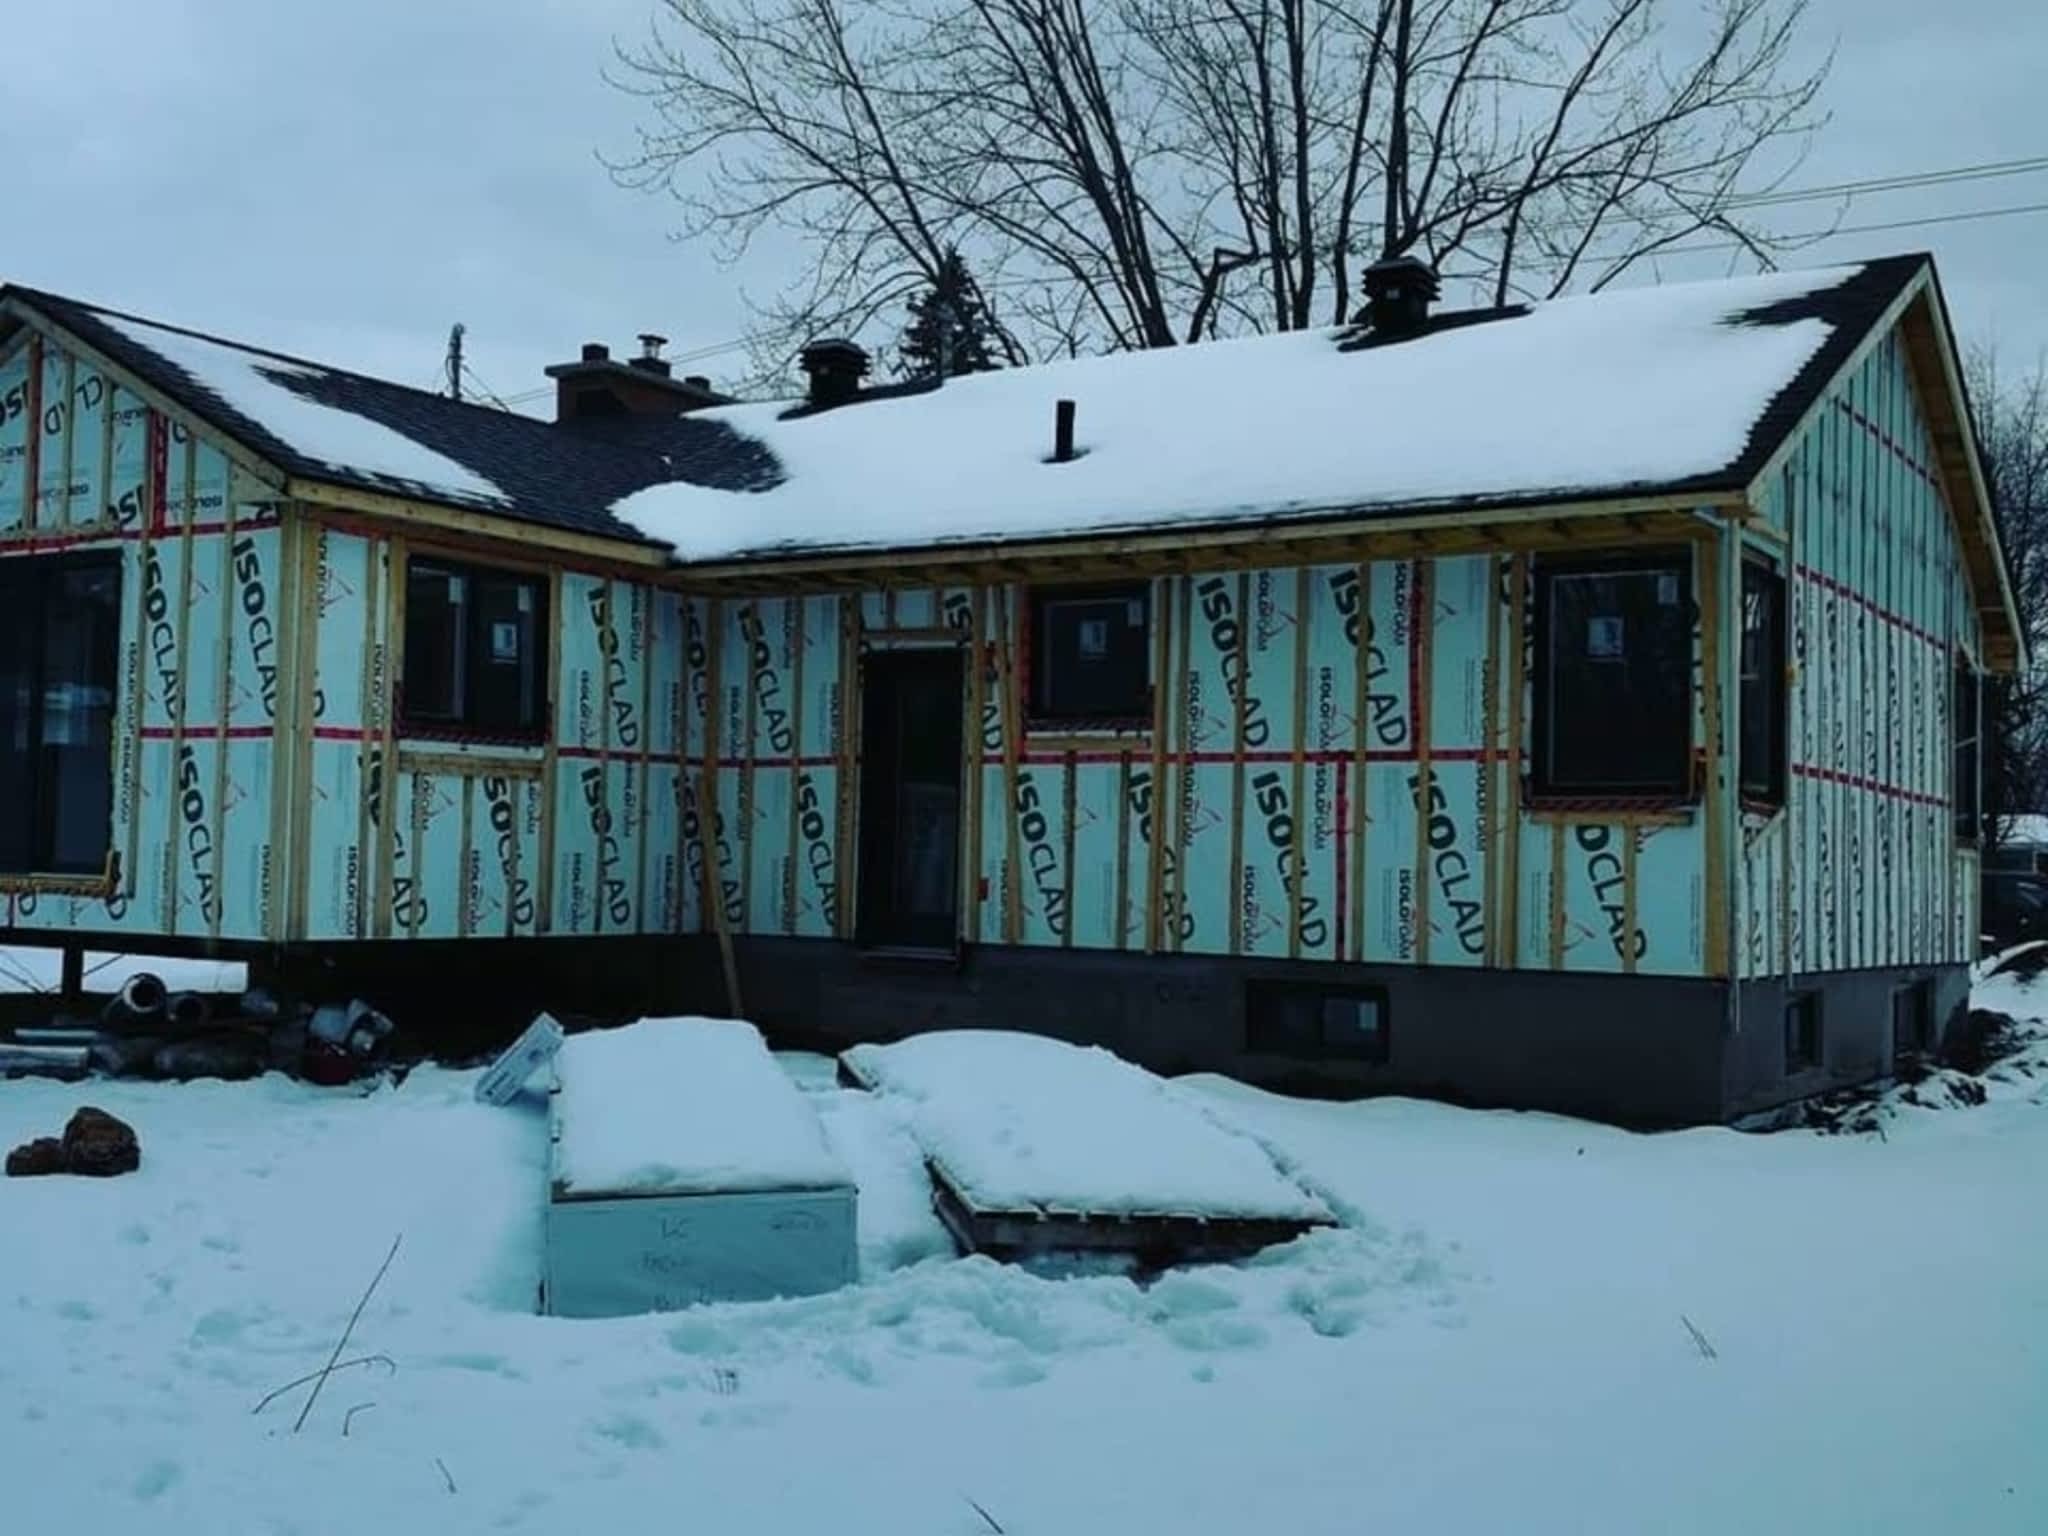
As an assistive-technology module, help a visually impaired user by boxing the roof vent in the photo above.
[580,342,610,362]
[629,332,672,378]
[1361,256,1440,339]
[800,338,870,410]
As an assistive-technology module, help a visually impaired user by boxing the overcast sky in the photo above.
[6,0,2043,407]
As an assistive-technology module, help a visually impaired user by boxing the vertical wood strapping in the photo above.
[1170,578,1193,953]
[636,585,655,935]
[998,586,1024,945]
[786,597,805,937]
[1622,822,1640,977]
[700,598,726,934]
[1115,746,1133,950]
[1481,554,1503,967]
[1547,822,1566,969]
[405,766,426,939]
[208,481,238,939]
[457,774,475,939]
[266,511,299,942]
[1227,571,1249,956]
[1410,560,1434,966]
[1349,561,1370,964]
[739,601,759,936]
[1060,749,1077,950]
[56,353,77,527]
[164,437,198,936]
[353,534,381,940]
[93,371,113,528]
[965,588,987,942]
[834,596,858,940]
[286,516,323,943]
[1503,555,1527,968]
[1144,579,1170,953]
[595,578,617,937]
[1782,457,1799,979]
[121,419,158,900]
[536,566,563,934]
[1700,530,1730,978]
[1288,566,1310,959]
[19,336,41,527]
[375,538,406,940]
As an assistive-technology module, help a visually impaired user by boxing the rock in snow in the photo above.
[60,1107,141,1177]
[4,1136,67,1177]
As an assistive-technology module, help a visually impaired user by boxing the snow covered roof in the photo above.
[616,256,1932,564]
[0,257,1939,566]
[0,285,776,547]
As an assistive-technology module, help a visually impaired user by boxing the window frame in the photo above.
[1023,580,1153,730]
[1245,980,1392,1063]
[0,548,123,879]
[397,555,551,743]
[1738,554,1788,809]
[1529,548,1697,804]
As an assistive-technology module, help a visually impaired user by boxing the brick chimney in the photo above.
[546,336,729,424]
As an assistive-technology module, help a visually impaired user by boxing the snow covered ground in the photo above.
[3,986,2045,1533]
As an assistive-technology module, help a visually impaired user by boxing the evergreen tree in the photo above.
[897,249,1001,380]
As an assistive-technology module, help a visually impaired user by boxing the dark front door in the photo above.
[856,648,964,950]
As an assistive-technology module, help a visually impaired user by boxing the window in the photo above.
[1954,659,1981,843]
[0,552,121,875]
[1532,552,1693,799]
[1785,991,1821,1074]
[1891,978,1934,1064]
[1246,981,1390,1062]
[400,558,547,737]
[1028,583,1150,724]
[1739,557,1787,806]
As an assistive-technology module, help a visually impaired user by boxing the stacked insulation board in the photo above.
[543,1017,856,1317]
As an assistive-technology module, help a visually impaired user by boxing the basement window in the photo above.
[1954,659,1981,844]
[1532,551,1693,799]
[401,558,548,738]
[1891,978,1935,1064]
[1028,583,1150,726]
[0,552,122,876]
[1785,991,1822,1074]
[1739,556,1787,807]
[1246,981,1391,1063]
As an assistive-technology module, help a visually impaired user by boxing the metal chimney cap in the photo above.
[637,332,668,360]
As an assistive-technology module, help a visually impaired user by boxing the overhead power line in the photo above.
[1651,198,2048,258]
[1724,154,2048,211]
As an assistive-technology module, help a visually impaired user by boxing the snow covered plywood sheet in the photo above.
[843,1032,1331,1262]
[550,1017,851,1199]
[546,1018,856,1316]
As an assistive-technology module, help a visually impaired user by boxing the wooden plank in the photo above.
[738,601,760,936]
[966,587,987,944]
[1227,572,1249,956]
[1170,575,1193,954]
[395,749,544,779]
[686,772,742,1015]
[353,531,382,940]
[1700,531,1730,978]
[1114,746,1133,951]
[785,597,805,938]
[701,598,726,937]
[286,478,667,569]
[458,773,475,940]
[1144,579,1171,954]
[1349,561,1370,963]
[208,477,238,940]
[1411,560,1434,966]
[56,351,76,527]
[20,335,41,532]
[120,414,158,906]
[1502,554,1527,968]
[834,595,858,941]
[998,587,1024,945]
[537,566,564,934]
[1288,566,1310,960]
[595,578,617,938]
[1060,750,1077,950]
[636,583,656,936]
[1481,554,1502,966]
[375,537,407,940]
[1547,822,1567,970]
[164,435,198,937]
[267,511,303,942]
[1622,823,1640,977]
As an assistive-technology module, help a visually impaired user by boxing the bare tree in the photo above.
[609,0,1827,371]
[1970,350,2048,836]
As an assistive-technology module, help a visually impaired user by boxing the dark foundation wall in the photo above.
[1729,963,1972,1119]
[704,936,1736,1127]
